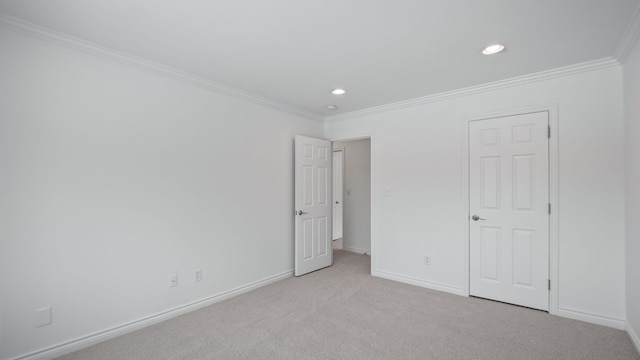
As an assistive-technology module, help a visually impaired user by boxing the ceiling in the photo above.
[1,0,639,118]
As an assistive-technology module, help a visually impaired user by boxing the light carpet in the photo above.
[57,250,639,360]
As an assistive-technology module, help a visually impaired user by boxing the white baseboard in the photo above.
[373,271,628,332]
[627,322,640,354]
[372,270,465,296]
[342,246,371,255]
[555,307,626,330]
[10,270,294,360]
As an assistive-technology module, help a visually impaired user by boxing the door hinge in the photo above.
[548,279,551,290]
[548,126,551,138]
[548,203,551,214]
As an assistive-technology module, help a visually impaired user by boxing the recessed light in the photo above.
[482,43,506,55]
[326,105,338,110]
[331,88,346,95]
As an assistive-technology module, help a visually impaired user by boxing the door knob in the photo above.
[471,215,486,221]
[335,201,340,204]
[297,210,308,216]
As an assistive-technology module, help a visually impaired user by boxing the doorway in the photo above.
[332,149,344,241]
[331,138,371,255]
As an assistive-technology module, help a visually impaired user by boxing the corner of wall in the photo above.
[623,11,640,357]
[627,321,640,355]
[614,1,640,64]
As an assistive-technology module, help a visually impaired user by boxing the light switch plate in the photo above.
[35,307,52,328]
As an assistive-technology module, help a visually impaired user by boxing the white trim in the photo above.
[343,246,371,255]
[461,117,471,297]
[548,105,560,317]
[325,58,617,122]
[461,104,560,315]
[614,1,640,64]
[370,135,376,276]
[373,270,466,296]
[9,270,294,360]
[0,14,323,123]
[329,133,376,276]
[555,307,626,330]
[627,322,640,354]
[0,12,629,124]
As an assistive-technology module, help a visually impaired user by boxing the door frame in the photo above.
[461,104,559,315]
[329,133,375,274]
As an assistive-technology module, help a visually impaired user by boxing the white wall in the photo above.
[0,28,323,360]
[0,17,634,360]
[623,33,640,350]
[333,139,371,254]
[325,65,627,328]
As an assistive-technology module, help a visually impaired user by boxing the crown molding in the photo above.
[613,1,640,64]
[0,12,630,125]
[325,57,619,122]
[0,14,324,122]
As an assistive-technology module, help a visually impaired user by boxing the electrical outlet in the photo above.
[169,274,178,288]
[194,269,202,282]
[424,256,431,266]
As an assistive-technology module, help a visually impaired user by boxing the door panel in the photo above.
[318,166,328,205]
[469,111,549,311]
[480,156,500,209]
[318,216,328,255]
[512,229,534,286]
[295,135,332,276]
[480,227,500,281]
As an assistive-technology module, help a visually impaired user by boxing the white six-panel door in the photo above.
[332,150,344,240]
[469,112,549,310]
[295,135,333,276]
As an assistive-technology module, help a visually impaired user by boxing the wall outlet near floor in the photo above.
[35,307,52,328]
[169,274,178,288]
[194,269,202,282]
[424,256,431,266]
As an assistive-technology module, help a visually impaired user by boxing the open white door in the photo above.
[469,111,549,311]
[332,150,344,240]
[295,135,332,276]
